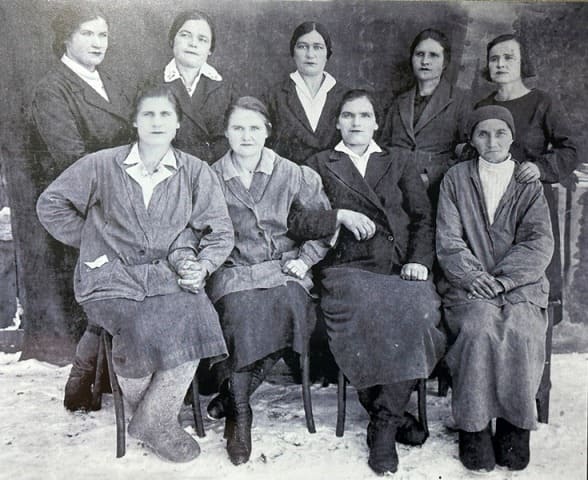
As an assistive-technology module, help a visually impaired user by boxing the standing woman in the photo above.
[380,28,471,206]
[476,34,578,323]
[36,85,234,462]
[28,4,132,410]
[209,96,331,465]
[265,21,348,165]
[146,10,236,164]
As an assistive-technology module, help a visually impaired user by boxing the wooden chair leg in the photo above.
[336,369,346,437]
[301,349,316,433]
[417,378,429,437]
[91,329,105,411]
[537,303,554,424]
[102,331,126,458]
[191,376,206,438]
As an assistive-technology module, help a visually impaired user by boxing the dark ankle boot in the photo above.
[459,425,496,472]
[494,418,530,470]
[64,371,94,411]
[368,419,399,475]
[226,372,253,465]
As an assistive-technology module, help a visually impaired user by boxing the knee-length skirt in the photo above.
[83,291,228,378]
[320,267,446,389]
[215,282,316,373]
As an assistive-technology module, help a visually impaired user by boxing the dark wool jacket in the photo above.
[145,71,237,164]
[30,62,132,189]
[379,79,471,193]
[36,145,234,304]
[288,148,435,273]
[436,159,554,308]
[264,77,348,165]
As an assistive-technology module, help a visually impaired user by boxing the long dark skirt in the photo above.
[215,282,316,374]
[444,300,547,432]
[83,291,227,378]
[320,267,446,389]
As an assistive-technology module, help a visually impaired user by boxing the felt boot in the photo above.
[225,371,253,465]
[494,418,530,470]
[127,360,200,463]
[458,424,496,472]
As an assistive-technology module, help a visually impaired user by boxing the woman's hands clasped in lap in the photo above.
[177,259,208,294]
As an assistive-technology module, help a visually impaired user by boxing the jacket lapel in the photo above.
[397,88,416,144]
[414,79,453,134]
[364,151,395,192]
[283,80,314,135]
[313,84,340,141]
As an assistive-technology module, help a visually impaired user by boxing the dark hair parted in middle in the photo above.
[482,33,536,81]
[337,89,380,124]
[51,3,108,57]
[168,10,216,52]
[224,96,272,136]
[410,28,451,66]
[131,84,183,125]
[289,21,333,59]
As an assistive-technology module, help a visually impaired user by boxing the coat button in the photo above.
[257,231,264,237]
[387,235,394,242]
[138,249,146,255]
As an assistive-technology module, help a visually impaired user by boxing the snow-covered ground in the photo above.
[0,353,586,480]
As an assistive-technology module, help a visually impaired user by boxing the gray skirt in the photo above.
[83,291,228,378]
[320,267,446,389]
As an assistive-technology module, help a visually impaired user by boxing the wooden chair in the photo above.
[92,329,206,458]
[335,370,428,438]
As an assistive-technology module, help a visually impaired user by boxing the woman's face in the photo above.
[133,96,180,147]
[64,17,108,71]
[471,119,513,163]
[173,19,213,70]
[293,30,328,77]
[225,108,269,159]
[488,39,522,84]
[411,38,445,83]
[336,96,378,151]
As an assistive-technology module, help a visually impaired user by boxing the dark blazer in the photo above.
[146,72,236,164]
[289,148,435,273]
[265,77,348,165]
[379,79,471,197]
[30,62,132,189]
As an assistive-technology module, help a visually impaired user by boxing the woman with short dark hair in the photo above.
[144,9,236,163]
[265,21,348,165]
[476,33,578,325]
[380,28,471,206]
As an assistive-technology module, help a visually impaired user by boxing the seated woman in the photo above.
[207,96,331,466]
[436,106,554,472]
[289,89,446,475]
[36,85,234,462]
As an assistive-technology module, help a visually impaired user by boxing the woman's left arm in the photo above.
[491,183,554,291]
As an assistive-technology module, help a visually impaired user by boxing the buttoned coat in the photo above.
[379,79,471,197]
[146,72,236,164]
[293,148,435,273]
[265,77,348,165]
[30,62,132,189]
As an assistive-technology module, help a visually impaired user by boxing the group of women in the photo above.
[28,3,577,476]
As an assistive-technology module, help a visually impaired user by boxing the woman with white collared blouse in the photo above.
[145,10,237,164]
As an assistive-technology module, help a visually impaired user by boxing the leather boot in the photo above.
[458,424,495,472]
[226,371,253,465]
[127,360,200,463]
[367,411,428,448]
[209,354,279,420]
[494,418,530,470]
[63,328,101,412]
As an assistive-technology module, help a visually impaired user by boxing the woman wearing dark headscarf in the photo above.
[379,28,471,207]
[28,4,132,411]
[437,106,554,472]
[265,21,348,165]
[476,33,578,324]
[145,10,236,164]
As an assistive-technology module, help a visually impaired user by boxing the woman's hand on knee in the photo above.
[336,209,376,241]
[282,258,310,279]
[400,263,429,281]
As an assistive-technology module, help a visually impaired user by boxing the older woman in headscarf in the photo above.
[436,105,554,472]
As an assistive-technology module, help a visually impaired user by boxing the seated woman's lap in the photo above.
[214,282,317,372]
[82,291,227,379]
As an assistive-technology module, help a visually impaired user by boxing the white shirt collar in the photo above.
[334,140,382,177]
[219,147,276,181]
[164,59,222,96]
[61,54,109,101]
[290,71,337,132]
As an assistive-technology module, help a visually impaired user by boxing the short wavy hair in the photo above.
[482,33,536,82]
[289,21,333,59]
[168,10,216,53]
[224,96,272,137]
[410,28,451,67]
[51,4,108,57]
